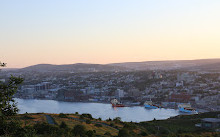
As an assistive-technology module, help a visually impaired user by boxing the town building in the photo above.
[115,89,125,98]
[201,118,220,129]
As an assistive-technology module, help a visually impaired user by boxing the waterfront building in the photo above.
[201,118,220,129]
[115,89,124,98]
[169,93,191,103]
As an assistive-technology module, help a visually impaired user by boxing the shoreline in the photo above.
[14,97,143,107]
[14,97,210,113]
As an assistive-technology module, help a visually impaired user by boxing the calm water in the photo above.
[15,98,180,122]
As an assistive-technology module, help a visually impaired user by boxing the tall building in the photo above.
[35,82,50,91]
[115,89,124,98]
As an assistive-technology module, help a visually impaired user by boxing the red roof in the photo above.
[169,93,191,102]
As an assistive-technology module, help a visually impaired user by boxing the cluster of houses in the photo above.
[1,70,218,111]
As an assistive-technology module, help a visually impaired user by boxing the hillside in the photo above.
[8,58,220,72]
[1,111,219,137]
[19,63,128,72]
[109,59,220,71]
[186,62,220,71]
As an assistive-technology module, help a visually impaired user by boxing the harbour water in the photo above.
[16,98,180,122]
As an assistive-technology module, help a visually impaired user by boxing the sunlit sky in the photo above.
[1,0,220,68]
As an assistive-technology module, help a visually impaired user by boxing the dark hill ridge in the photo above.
[20,63,129,72]
[187,62,220,71]
[108,58,220,71]
[17,58,220,72]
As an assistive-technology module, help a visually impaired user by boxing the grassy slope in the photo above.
[138,111,220,136]
[14,113,121,136]
[11,111,220,137]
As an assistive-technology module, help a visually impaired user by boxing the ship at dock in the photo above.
[178,103,198,114]
[111,99,125,107]
[144,101,160,109]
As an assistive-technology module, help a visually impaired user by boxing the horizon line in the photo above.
[2,57,220,69]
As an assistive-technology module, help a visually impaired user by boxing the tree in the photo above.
[104,132,112,136]
[59,121,68,129]
[58,113,68,118]
[118,128,131,137]
[0,62,23,116]
[113,117,121,123]
[72,124,86,136]
[86,130,94,137]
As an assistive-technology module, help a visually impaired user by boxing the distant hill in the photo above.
[16,58,220,72]
[19,63,128,72]
[186,62,220,71]
[108,58,220,71]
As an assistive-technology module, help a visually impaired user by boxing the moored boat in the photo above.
[111,99,125,107]
[144,101,159,109]
[178,103,198,114]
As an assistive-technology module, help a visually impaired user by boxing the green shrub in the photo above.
[104,131,112,136]
[113,117,121,122]
[95,124,102,127]
[21,113,34,120]
[80,115,84,119]
[140,131,148,136]
[118,128,131,137]
[123,122,136,129]
[59,121,68,129]
[159,127,169,135]
[58,113,68,118]
[110,123,115,127]
[86,130,94,137]
[33,122,61,135]
[86,119,92,124]
[106,118,112,121]
[0,119,35,137]
[72,124,86,136]
[82,113,93,119]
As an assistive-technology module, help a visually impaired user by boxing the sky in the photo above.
[0,0,220,68]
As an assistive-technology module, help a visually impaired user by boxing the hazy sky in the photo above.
[1,0,220,68]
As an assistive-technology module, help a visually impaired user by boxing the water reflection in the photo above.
[16,98,180,122]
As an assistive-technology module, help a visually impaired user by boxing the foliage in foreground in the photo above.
[0,62,23,116]
[0,111,220,137]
